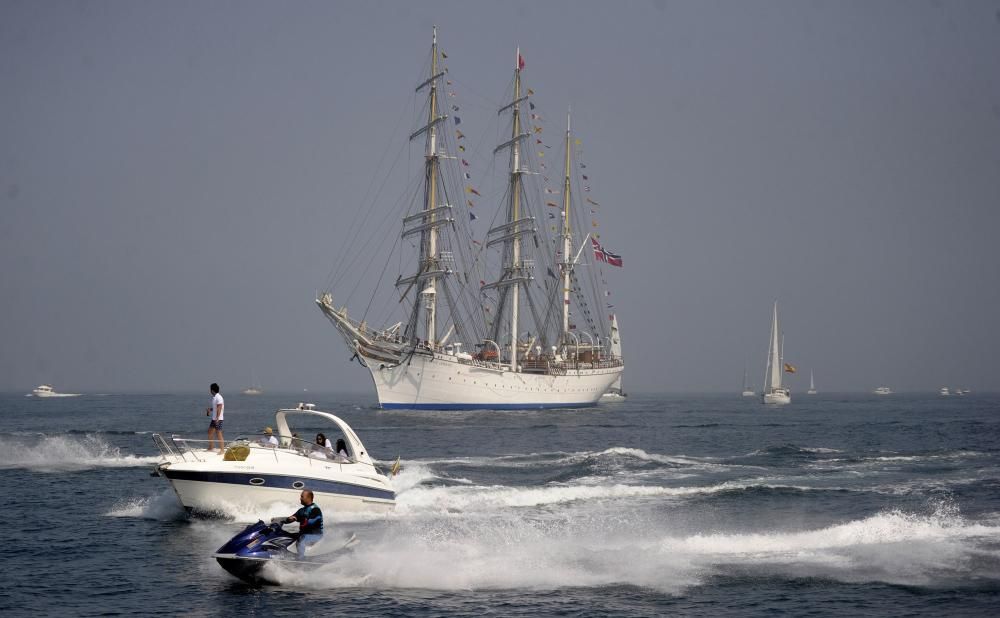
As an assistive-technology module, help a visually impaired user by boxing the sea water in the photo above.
[1,392,998,616]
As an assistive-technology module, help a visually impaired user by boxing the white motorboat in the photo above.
[29,384,80,398]
[874,386,893,395]
[153,404,395,516]
[761,302,791,405]
[940,386,950,396]
[807,370,817,395]
[241,386,264,396]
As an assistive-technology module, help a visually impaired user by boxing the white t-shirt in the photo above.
[267,435,278,446]
[211,393,225,421]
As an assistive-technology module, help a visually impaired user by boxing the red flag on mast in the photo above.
[518,54,525,71]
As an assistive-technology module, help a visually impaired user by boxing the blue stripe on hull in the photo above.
[380,401,600,410]
[163,469,395,501]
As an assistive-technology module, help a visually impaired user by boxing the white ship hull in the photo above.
[763,388,791,405]
[362,350,623,410]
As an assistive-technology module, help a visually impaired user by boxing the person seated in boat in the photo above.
[335,438,350,462]
[311,433,333,459]
[283,489,323,559]
[258,427,279,447]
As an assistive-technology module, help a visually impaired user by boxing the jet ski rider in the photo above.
[283,489,323,559]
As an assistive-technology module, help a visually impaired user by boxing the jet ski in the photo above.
[213,519,357,585]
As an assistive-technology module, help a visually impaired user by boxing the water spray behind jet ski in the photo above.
[213,519,358,585]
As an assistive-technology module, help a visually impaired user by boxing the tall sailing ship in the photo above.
[317,29,624,409]
[762,301,791,405]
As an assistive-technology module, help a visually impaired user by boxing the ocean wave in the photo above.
[412,447,726,471]
[392,479,849,514]
[0,434,161,472]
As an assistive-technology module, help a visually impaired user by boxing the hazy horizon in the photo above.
[3,1,999,394]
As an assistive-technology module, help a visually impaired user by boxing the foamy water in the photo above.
[0,433,161,472]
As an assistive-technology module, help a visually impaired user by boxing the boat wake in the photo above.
[0,433,160,472]
[260,501,1000,593]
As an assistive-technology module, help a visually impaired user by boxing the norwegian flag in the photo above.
[591,237,623,267]
[591,237,606,263]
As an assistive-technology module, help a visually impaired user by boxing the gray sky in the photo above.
[2,0,999,394]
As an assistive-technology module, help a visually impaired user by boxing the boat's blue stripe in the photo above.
[380,401,599,410]
[162,469,395,501]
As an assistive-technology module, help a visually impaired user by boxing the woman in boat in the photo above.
[335,438,349,462]
[312,433,333,458]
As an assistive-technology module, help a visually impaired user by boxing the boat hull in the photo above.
[362,351,623,410]
[161,467,394,516]
[762,389,791,405]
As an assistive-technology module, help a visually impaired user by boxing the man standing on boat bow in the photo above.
[205,382,224,451]
[283,489,323,559]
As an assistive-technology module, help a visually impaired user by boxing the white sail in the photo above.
[767,303,782,390]
[602,314,625,398]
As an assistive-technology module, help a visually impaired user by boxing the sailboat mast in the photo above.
[508,48,524,371]
[561,109,573,335]
[423,26,441,347]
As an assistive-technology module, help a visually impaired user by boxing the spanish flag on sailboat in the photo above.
[783,363,797,374]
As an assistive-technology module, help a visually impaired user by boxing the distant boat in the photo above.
[242,370,264,395]
[29,384,80,398]
[762,302,791,405]
[807,370,817,395]
[741,364,755,397]
[940,386,950,396]
[601,314,627,400]
[874,386,892,395]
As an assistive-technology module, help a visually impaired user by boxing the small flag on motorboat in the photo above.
[390,456,402,477]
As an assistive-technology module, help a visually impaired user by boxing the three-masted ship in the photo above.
[317,28,624,409]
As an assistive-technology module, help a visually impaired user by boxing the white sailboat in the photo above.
[807,370,817,395]
[741,364,755,397]
[762,302,791,405]
[601,314,626,400]
[317,29,623,409]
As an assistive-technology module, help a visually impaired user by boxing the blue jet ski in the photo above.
[214,519,357,585]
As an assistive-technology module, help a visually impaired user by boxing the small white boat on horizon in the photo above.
[874,386,893,395]
[807,370,817,395]
[28,384,81,398]
[940,386,950,396]
[741,364,755,397]
[153,403,395,516]
[601,314,627,401]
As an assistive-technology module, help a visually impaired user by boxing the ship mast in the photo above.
[399,26,452,347]
[509,48,522,371]
[424,26,441,347]
[561,109,573,337]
